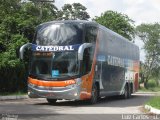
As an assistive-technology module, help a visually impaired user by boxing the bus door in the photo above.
[81,47,94,87]
[79,44,95,98]
[96,55,113,93]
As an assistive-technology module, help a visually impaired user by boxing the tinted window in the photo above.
[81,47,94,75]
[34,23,83,46]
[31,55,52,78]
[85,26,98,43]
[30,51,79,79]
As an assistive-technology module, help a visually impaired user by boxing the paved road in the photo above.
[0,92,159,120]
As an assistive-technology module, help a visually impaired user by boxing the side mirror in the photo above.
[19,43,32,60]
[78,43,93,60]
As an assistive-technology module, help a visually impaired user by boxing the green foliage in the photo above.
[0,61,28,93]
[0,0,58,93]
[147,79,157,88]
[94,10,135,40]
[136,23,160,88]
[139,86,160,92]
[0,91,27,96]
[60,3,90,20]
[136,23,160,55]
[147,96,160,110]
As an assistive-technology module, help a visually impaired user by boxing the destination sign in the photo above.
[33,52,52,57]
[32,44,80,52]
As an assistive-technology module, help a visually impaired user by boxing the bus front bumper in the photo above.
[28,83,81,100]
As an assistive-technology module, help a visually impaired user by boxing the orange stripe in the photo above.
[28,77,76,87]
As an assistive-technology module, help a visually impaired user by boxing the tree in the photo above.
[94,10,135,40]
[60,3,90,20]
[30,0,58,21]
[0,0,58,93]
[136,23,160,88]
[0,0,58,52]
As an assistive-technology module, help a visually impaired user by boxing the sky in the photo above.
[55,0,160,61]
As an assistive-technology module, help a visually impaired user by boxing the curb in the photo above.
[136,92,160,94]
[145,105,160,114]
[0,95,28,101]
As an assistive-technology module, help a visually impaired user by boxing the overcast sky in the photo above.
[55,0,160,61]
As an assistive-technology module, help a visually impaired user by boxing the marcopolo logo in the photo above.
[32,44,80,52]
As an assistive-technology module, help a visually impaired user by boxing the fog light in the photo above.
[74,93,78,96]
[28,91,31,95]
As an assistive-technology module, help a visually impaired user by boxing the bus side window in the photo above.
[82,48,93,75]
[85,26,97,43]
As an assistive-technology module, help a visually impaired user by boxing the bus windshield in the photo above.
[30,51,79,79]
[34,23,83,46]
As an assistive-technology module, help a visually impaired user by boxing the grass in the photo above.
[0,91,27,96]
[138,86,160,92]
[146,96,160,110]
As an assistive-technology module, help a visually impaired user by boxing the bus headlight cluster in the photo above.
[28,91,31,95]
[75,78,82,86]
[66,78,81,89]
[66,84,76,88]
[74,93,78,96]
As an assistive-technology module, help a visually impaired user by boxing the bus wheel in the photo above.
[89,84,99,104]
[46,98,57,104]
[122,85,128,99]
[128,84,132,98]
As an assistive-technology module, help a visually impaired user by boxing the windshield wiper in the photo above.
[29,73,78,81]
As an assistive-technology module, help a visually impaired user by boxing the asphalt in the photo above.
[0,92,159,115]
[0,95,28,101]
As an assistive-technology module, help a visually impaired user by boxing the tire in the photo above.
[122,85,129,99]
[46,98,57,104]
[88,84,99,104]
[127,84,131,98]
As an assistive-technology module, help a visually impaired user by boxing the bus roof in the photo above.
[98,24,138,48]
[36,20,138,49]
[38,20,98,27]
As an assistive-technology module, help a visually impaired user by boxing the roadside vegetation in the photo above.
[139,79,160,92]
[140,78,160,110]
[139,87,160,92]
[137,24,160,89]
[0,91,27,96]
[146,96,160,110]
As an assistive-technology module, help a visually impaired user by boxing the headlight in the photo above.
[66,78,81,88]
[66,84,76,88]
[75,78,82,85]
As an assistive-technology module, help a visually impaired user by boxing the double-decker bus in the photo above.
[20,20,139,104]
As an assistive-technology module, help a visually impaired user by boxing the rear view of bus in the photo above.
[20,20,139,104]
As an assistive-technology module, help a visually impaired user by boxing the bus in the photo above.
[20,20,139,104]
